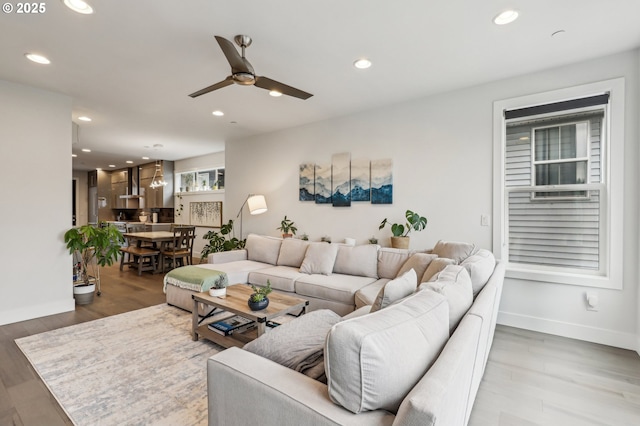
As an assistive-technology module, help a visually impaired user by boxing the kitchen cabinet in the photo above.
[111,169,128,209]
[139,160,174,208]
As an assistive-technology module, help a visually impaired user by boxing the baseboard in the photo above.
[497,310,638,351]
[0,298,75,326]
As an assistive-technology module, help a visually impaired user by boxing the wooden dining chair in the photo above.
[161,226,196,272]
[119,223,160,275]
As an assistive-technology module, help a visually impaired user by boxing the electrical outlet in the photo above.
[481,215,490,227]
[586,292,599,311]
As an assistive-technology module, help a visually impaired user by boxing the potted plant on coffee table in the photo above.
[247,281,272,311]
[64,224,124,304]
[276,216,297,238]
[379,209,428,249]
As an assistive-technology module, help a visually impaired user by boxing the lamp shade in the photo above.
[247,195,267,215]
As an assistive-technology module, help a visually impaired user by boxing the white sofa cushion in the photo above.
[396,253,438,286]
[194,261,270,285]
[354,279,389,309]
[325,289,449,414]
[432,240,478,263]
[370,269,417,312]
[377,247,412,279]
[246,234,283,265]
[460,249,496,296]
[299,242,339,275]
[421,257,456,282]
[333,244,379,279]
[248,266,304,292]
[295,273,377,305]
[421,265,473,334]
[276,238,310,268]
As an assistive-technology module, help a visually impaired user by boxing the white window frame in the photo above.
[493,78,624,289]
[530,120,591,200]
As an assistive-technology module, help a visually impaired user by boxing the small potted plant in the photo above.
[379,209,428,249]
[208,277,229,298]
[248,281,272,311]
[276,216,297,238]
[64,224,124,304]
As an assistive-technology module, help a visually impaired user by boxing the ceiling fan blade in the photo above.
[254,76,313,100]
[215,36,252,73]
[189,76,234,98]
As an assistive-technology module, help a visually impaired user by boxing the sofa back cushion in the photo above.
[299,242,339,275]
[377,247,413,279]
[325,290,450,414]
[460,249,496,296]
[245,234,282,265]
[333,244,379,278]
[276,238,310,268]
[432,240,478,263]
[370,269,417,312]
[421,265,473,334]
[421,257,456,282]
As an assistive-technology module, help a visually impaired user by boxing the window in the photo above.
[493,78,624,289]
[175,168,225,193]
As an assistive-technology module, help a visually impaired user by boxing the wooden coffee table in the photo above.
[191,284,308,349]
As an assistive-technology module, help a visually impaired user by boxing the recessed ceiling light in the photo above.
[354,58,372,69]
[81,148,91,152]
[269,90,282,97]
[72,154,77,158]
[126,160,133,164]
[78,116,92,122]
[25,53,50,65]
[212,110,224,116]
[109,164,116,168]
[63,0,94,14]
[494,10,519,25]
[142,156,149,160]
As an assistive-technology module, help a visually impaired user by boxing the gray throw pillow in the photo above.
[396,253,438,286]
[421,265,473,334]
[370,269,417,312]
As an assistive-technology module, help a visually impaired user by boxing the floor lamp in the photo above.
[236,194,268,239]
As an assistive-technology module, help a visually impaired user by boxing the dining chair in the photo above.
[119,223,160,275]
[161,226,196,271]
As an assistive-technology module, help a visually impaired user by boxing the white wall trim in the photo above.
[498,310,638,351]
[0,299,74,327]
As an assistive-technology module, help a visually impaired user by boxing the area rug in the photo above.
[15,304,224,425]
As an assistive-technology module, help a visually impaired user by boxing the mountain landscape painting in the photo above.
[371,158,393,204]
[350,158,371,201]
[299,163,315,201]
[332,152,351,207]
[315,164,332,204]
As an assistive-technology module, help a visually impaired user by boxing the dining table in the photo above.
[122,231,176,273]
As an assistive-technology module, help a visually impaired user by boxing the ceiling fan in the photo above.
[189,35,313,100]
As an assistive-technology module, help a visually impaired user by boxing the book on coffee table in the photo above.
[208,315,256,336]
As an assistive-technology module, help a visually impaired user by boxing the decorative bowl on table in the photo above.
[139,215,148,223]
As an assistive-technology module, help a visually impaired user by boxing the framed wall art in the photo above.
[190,201,223,227]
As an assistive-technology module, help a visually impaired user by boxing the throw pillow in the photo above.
[299,242,339,275]
[370,269,417,312]
[377,247,413,279]
[396,253,438,286]
[245,234,283,265]
[460,249,496,297]
[325,289,450,414]
[243,309,342,382]
[432,240,478,263]
[421,257,456,282]
[332,244,379,278]
[421,265,473,334]
[276,238,310,268]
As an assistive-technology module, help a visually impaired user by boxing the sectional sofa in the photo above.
[202,236,504,425]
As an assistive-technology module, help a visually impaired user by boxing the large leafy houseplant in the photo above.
[64,224,124,284]
[201,220,245,261]
[379,210,428,248]
[276,215,297,238]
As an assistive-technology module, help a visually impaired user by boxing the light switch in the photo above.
[481,215,490,227]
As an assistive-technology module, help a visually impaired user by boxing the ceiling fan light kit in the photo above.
[189,35,313,100]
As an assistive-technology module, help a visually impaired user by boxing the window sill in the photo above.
[506,264,621,290]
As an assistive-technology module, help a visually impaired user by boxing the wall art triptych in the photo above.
[299,153,392,206]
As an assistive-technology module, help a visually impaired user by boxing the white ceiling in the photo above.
[2,0,639,171]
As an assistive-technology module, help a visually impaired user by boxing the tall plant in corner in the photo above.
[64,224,124,284]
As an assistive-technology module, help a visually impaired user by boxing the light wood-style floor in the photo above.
[1,263,639,425]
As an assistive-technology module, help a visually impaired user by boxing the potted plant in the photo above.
[248,280,272,311]
[200,220,245,262]
[208,279,229,298]
[276,216,297,238]
[64,224,124,304]
[379,209,428,249]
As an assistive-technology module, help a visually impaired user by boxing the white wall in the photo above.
[73,170,89,226]
[174,152,225,258]
[225,49,639,350]
[0,80,75,325]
